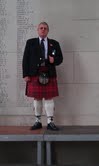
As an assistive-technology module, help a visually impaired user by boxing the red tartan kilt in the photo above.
[25,76,59,99]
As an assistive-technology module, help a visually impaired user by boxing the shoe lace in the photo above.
[34,122,39,126]
[50,122,56,127]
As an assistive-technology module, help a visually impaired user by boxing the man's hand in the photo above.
[23,76,31,82]
[49,56,54,63]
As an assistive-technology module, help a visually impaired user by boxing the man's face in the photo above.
[37,24,49,38]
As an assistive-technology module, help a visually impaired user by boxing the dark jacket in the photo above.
[22,37,63,78]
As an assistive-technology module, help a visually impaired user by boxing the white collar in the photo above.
[39,37,47,42]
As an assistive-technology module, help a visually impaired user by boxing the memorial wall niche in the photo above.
[0,0,9,106]
[0,0,40,113]
[17,0,38,107]
[0,0,17,109]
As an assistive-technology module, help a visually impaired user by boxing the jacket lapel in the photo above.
[36,38,42,56]
[47,38,52,55]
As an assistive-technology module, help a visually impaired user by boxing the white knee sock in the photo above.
[44,99,55,124]
[34,100,42,122]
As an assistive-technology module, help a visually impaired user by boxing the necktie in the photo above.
[41,39,45,60]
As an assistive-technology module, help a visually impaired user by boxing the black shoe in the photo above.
[31,122,42,130]
[47,122,59,131]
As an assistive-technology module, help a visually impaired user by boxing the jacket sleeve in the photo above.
[22,40,30,78]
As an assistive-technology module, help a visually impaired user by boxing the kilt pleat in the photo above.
[25,76,59,99]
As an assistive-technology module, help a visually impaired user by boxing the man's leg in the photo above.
[31,99,42,130]
[44,99,59,130]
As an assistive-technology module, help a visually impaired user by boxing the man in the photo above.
[22,22,63,130]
